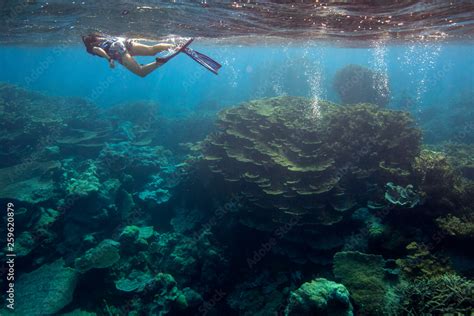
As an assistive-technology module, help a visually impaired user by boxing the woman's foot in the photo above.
[156,38,194,63]
[174,37,194,51]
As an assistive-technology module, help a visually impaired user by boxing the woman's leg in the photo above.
[129,42,174,56]
[120,53,164,78]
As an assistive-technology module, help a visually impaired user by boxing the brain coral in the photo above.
[201,96,421,228]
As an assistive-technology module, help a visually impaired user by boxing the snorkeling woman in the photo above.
[81,33,193,77]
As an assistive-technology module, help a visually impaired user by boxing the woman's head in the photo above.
[82,33,102,54]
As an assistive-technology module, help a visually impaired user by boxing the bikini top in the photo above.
[98,37,118,54]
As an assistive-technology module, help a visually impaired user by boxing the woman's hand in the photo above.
[109,59,115,69]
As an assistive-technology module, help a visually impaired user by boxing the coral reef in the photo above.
[285,278,353,316]
[333,64,390,106]
[201,96,421,229]
[3,83,473,316]
[0,83,109,167]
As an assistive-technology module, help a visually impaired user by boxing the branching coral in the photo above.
[398,274,474,315]
[436,214,474,238]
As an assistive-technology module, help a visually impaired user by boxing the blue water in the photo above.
[1,43,472,116]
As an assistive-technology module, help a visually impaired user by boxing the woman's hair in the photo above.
[82,33,103,55]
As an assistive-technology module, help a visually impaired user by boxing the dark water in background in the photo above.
[1,1,474,316]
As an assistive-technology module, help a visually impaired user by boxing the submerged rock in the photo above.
[16,259,78,315]
[285,278,353,316]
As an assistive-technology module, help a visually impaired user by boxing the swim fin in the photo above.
[183,47,222,75]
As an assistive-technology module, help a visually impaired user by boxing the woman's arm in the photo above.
[92,47,115,68]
